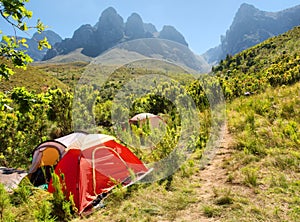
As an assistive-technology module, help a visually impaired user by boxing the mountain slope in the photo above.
[39,48,92,64]
[204,3,300,64]
[212,25,300,99]
[19,30,62,61]
[0,59,68,92]
[101,38,210,73]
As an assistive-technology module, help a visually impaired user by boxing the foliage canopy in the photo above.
[0,0,50,80]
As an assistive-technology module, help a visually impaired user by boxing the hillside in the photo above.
[33,61,89,88]
[213,25,300,100]
[0,15,300,222]
[39,48,92,64]
[92,38,211,73]
[0,61,69,93]
[204,3,300,64]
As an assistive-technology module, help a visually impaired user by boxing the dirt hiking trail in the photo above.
[174,124,234,222]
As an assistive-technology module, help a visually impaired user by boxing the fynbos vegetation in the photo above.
[1,16,300,222]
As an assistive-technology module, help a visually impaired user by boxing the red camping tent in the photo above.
[47,134,150,214]
[29,131,88,175]
[28,132,87,186]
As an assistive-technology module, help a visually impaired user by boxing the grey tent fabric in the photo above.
[129,113,165,129]
[0,167,27,192]
[55,131,87,148]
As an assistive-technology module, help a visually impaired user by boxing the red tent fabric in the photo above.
[48,134,149,214]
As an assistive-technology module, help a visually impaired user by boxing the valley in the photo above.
[0,2,300,222]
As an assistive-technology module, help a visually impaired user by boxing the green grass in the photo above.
[1,76,299,222]
[33,61,89,89]
[202,205,221,218]
[0,62,69,93]
[222,81,300,221]
[79,82,299,221]
[1,25,300,222]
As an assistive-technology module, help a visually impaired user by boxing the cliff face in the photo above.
[204,3,300,64]
[158,25,188,46]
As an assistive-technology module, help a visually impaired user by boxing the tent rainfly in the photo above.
[129,113,165,129]
[46,133,151,214]
[28,132,87,186]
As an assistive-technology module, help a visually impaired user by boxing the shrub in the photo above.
[242,167,259,187]
[10,178,32,205]
[202,205,220,218]
[51,172,77,221]
[0,183,15,221]
[34,200,56,222]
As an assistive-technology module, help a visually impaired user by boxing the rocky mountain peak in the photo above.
[95,6,124,33]
[127,12,143,21]
[143,23,157,34]
[43,7,189,61]
[72,24,94,41]
[204,3,300,65]
[125,12,146,39]
[32,30,62,45]
[158,25,188,46]
[237,3,259,15]
[98,6,118,20]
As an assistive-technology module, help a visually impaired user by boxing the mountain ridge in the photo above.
[203,3,300,64]
[42,7,189,61]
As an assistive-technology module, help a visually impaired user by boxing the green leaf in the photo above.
[0,64,15,80]
[38,37,51,50]
[2,35,10,44]
[20,38,27,44]
[36,19,47,33]
[0,0,47,81]
[20,23,28,31]
[25,9,33,18]
[2,11,10,18]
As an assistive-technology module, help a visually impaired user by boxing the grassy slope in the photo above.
[2,26,300,222]
[221,81,300,221]
[33,61,89,89]
[83,27,300,221]
[214,26,300,99]
[34,54,196,91]
[0,63,69,93]
[77,82,299,222]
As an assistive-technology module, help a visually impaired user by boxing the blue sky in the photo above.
[1,0,300,54]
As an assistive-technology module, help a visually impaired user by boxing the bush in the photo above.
[51,172,77,221]
[0,183,15,221]
[242,167,259,187]
[34,200,56,222]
